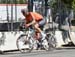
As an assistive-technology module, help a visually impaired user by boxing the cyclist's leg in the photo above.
[38,19,49,50]
[34,19,46,40]
[35,31,41,40]
[39,19,46,40]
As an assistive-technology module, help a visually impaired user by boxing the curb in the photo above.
[0,46,75,54]
[56,46,75,50]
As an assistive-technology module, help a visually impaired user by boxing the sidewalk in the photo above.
[56,42,75,49]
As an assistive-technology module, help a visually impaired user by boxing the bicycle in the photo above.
[44,22,57,49]
[16,21,57,53]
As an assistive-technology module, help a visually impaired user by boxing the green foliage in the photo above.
[61,0,73,4]
[19,0,24,4]
[61,0,73,9]
[72,0,75,10]
[61,0,75,11]
[0,0,27,4]
[49,0,75,10]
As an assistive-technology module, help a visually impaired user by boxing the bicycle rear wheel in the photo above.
[46,34,57,51]
[16,34,33,53]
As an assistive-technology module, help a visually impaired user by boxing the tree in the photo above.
[72,0,75,10]
[61,0,73,9]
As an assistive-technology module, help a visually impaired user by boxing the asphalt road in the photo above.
[0,48,75,57]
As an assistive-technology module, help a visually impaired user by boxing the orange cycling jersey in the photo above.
[25,12,43,22]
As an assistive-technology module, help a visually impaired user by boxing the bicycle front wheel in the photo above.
[16,34,33,53]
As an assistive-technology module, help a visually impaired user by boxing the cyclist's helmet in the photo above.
[21,8,28,14]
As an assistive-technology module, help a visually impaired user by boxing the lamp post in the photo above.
[11,0,13,31]
[6,0,10,31]
[28,0,33,12]
[45,0,48,17]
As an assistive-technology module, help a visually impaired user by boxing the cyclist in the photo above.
[21,8,46,41]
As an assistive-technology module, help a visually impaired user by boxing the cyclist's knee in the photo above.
[34,23,39,28]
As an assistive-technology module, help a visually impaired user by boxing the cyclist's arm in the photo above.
[28,19,35,26]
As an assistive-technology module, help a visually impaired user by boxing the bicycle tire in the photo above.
[16,34,33,53]
[46,34,57,51]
